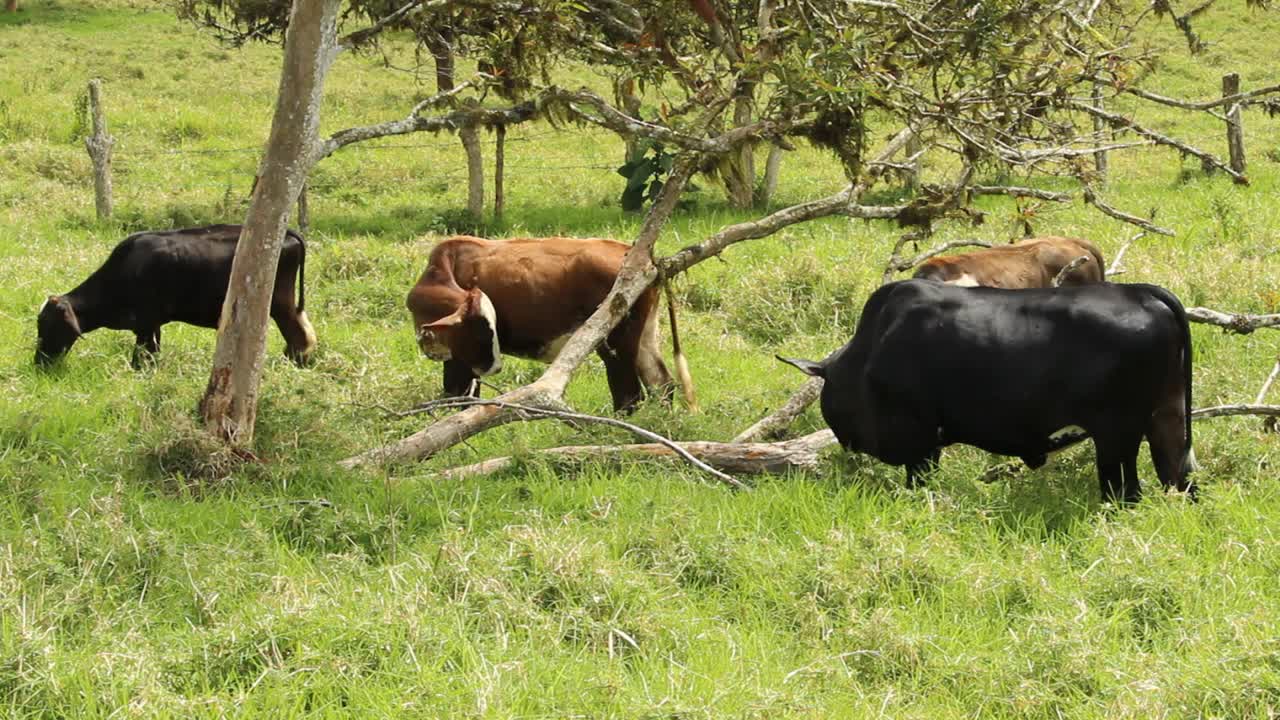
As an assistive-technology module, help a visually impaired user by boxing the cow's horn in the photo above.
[775,355,826,378]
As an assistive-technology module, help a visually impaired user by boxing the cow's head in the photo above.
[415,287,503,376]
[35,295,82,366]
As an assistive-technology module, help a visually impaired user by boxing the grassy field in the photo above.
[3,1,1280,717]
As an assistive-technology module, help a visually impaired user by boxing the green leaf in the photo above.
[626,159,656,191]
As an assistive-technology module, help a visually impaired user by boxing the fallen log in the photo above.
[437,430,837,481]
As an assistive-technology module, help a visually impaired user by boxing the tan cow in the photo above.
[913,236,1106,288]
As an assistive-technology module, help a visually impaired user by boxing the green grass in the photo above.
[4,1,1280,716]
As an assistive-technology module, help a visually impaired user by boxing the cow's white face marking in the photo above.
[475,290,503,376]
[38,299,49,315]
[949,273,981,287]
[538,333,572,363]
[416,326,452,361]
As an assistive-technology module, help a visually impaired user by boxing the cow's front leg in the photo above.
[442,358,480,398]
[131,328,161,369]
[905,447,941,488]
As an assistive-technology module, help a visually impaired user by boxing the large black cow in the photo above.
[779,279,1196,503]
[36,224,315,368]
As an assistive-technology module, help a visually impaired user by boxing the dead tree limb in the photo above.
[1255,357,1280,405]
[969,185,1073,202]
[1082,186,1175,236]
[733,377,825,443]
[313,98,536,163]
[1125,82,1280,112]
[1053,255,1091,287]
[1192,404,1280,419]
[1105,231,1143,276]
[1071,100,1248,185]
[884,239,994,282]
[1185,308,1280,334]
[437,429,836,481]
[388,397,747,488]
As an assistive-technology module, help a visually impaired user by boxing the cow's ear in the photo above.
[421,304,467,331]
[776,355,826,378]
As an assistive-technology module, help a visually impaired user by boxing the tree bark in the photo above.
[5,0,17,13]
[83,79,114,220]
[759,143,784,206]
[200,0,339,446]
[460,124,484,219]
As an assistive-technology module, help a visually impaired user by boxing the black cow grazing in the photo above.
[36,224,315,368]
[779,279,1196,503]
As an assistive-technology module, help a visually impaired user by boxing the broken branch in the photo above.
[1185,308,1280,334]
[733,377,825,443]
[1053,255,1091,287]
[437,430,837,481]
[1082,186,1175,236]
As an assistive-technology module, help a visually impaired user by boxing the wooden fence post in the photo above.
[1092,84,1108,180]
[1224,72,1246,176]
[83,79,114,220]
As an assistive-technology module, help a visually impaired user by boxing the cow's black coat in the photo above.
[36,224,315,368]
[781,279,1195,503]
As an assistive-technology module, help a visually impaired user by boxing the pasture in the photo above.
[3,1,1280,716]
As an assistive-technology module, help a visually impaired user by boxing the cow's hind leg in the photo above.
[905,447,942,488]
[1149,404,1197,499]
[634,305,675,402]
[1094,433,1142,504]
[443,359,480,398]
[270,294,316,367]
[131,327,161,369]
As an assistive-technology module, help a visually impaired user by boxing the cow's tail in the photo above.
[1085,240,1107,279]
[1148,284,1196,475]
[664,281,699,412]
[288,228,307,312]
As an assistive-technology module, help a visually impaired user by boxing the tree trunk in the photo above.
[759,144,784,206]
[1224,72,1246,176]
[5,0,17,13]
[493,124,506,223]
[459,124,484,219]
[719,95,756,208]
[199,0,339,446]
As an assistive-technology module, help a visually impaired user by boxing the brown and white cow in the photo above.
[406,235,696,413]
[913,236,1106,288]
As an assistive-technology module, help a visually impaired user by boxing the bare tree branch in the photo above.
[338,0,440,50]
[1071,99,1248,184]
[1186,308,1280,333]
[387,397,748,488]
[733,377,825,443]
[885,239,994,278]
[1192,404,1280,419]
[1106,231,1144,276]
[1255,357,1280,405]
[314,99,538,163]
[1125,82,1280,111]
[436,429,837,481]
[1082,186,1176,236]
[1052,255,1091,286]
[970,185,1074,202]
